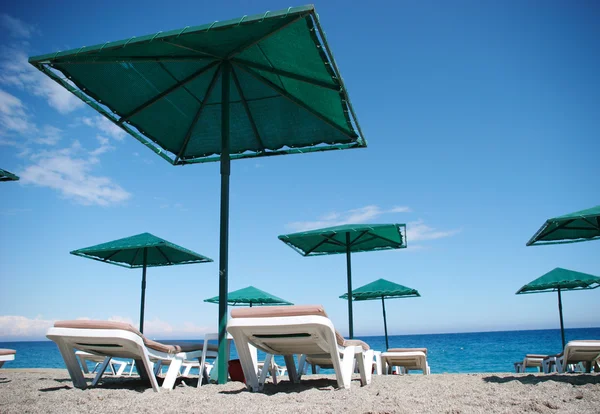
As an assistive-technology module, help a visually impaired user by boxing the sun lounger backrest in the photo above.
[230,305,370,351]
[54,320,203,354]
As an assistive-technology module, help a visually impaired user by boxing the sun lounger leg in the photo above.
[92,357,112,386]
[284,355,298,384]
[115,361,127,376]
[162,357,183,390]
[338,346,355,389]
[297,354,306,380]
[78,354,90,374]
[56,341,87,389]
[230,332,260,391]
[357,349,372,386]
[134,357,160,392]
[258,354,271,386]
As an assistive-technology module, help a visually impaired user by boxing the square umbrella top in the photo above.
[516,267,600,294]
[340,278,420,301]
[0,168,19,182]
[527,205,600,246]
[279,223,407,256]
[70,232,213,268]
[28,5,366,165]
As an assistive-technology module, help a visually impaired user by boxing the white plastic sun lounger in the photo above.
[227,305,373,392]
[381,348,430,375]
[554,340,600,373]
[514,354,548,373]
[0,349,16,368]
[47,320,217,391]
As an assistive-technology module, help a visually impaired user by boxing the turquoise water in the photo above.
[2,327,599,374]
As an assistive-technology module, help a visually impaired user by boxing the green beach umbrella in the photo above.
[71,232,212,333]
[279,224,407,338]
[0,169,19,182]
[516,267,600,349]
[204,285,292,307]
[30,5,366,383]
[526,205,600,246]
[340,278,420,350]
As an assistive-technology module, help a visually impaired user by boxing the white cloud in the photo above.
[89,134,115,156]
[0,315,212,340]
[0,88,35,134]
[286,205,411,232]
[0,315,54,339]
[407,219,461,241]
[82,116,125,141]
[33,125,62,145]
[19,141,131,206]
[0,46,83,114]
[0,14,37,38]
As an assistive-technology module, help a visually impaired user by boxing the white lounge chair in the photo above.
[514,354,548,373]
[380,348,430,375]
[227,304,373,392]
[0,349,16,368]
[554,340,600,373]
[47,320,217,391]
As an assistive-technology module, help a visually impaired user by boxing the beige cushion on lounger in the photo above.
[54,320,216,354]
[0,349,16,356]
[231,305,370,351]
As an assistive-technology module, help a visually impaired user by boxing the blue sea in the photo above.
[2,327,599,374]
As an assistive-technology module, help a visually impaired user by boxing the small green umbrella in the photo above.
[30,5,367,383]
[204,285,292,307]
[71,232,212,333]
[0,169,19,182]
[340,278,420,350]
[279,224,407,338]
[516,267,600,348]
[527,205,600,246]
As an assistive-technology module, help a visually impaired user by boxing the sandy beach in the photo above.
[0,369,598,413]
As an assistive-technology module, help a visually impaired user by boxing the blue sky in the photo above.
[0,0,598,341]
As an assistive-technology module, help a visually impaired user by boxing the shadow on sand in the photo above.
[483,374,600,386]
[219,377,341,395]
[39,375,201,393]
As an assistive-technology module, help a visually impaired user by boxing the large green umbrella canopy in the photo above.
[0,169,19,182]
[516,267,600,348]
[29,5,366,382]
[71,232,212,333]
[527,205,600,246]
[204,285,292,307]
[279,224,407,338]
[340,278,420,350]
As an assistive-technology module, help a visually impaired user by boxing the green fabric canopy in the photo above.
[340,278,420,350]
[527,205,600,246]
[279,224,407,338]
[204,285,292,307]
[31,5,367,382]
[516,267,600,348]
[28,5,366,164]
[0,169,19,182]
[71,232,212,332]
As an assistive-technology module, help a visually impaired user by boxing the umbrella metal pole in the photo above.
[382,296,389,350]
[346,233,354,339]
[140,248,147,334]
[558,287,565,349]
[217,61,231,385]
